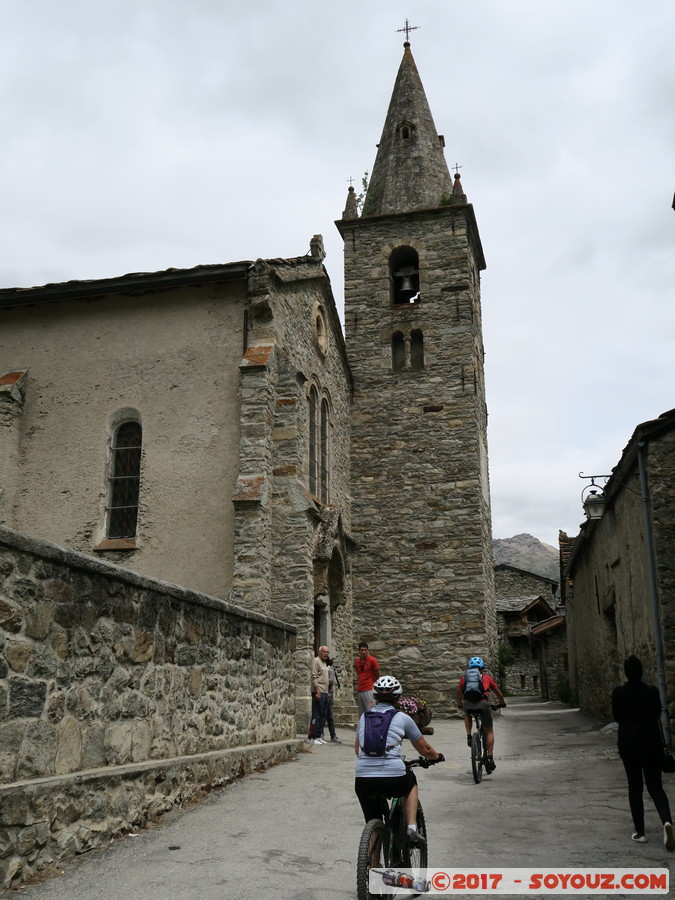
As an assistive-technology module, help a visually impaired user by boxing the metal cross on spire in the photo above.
[396,18,419,42]
[452,163,463,175]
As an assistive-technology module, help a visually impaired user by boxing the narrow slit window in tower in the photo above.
[392,331,405,371]
[410,329,424,370]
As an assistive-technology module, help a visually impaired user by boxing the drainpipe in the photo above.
[636,440,670,743]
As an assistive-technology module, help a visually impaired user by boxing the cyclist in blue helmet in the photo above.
[456,656,506,773]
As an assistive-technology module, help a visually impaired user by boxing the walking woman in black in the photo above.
[612,655,675,849]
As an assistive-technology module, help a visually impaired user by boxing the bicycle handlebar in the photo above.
[406,754,445,769]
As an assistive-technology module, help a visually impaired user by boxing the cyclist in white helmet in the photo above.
[354,675,443,845]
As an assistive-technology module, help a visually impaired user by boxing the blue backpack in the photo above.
[463,667,486,703]
[362,707,398,757]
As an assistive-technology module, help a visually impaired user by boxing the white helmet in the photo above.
[373,675,403,696]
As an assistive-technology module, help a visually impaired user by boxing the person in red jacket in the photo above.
[456,656,506,773]
[354,642,380,716]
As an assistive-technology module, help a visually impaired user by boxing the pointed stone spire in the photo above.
[363,43,453,216]
[342,185,359,220]
[449,171,467,205]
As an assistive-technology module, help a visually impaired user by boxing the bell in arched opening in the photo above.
[390,247,421,305]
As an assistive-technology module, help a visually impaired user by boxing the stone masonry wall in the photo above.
[566,464,654,721]
[236,259,354,726]
[648,429,675,727]
[494,566,558,606]
[0,525,299,888]
[342,205,495,715]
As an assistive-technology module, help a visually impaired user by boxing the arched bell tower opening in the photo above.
[390,246,420,305]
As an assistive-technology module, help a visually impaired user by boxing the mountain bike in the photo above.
[356,757,443,900]
[469,704,500,784]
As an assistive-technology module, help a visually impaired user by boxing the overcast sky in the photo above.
[2,0,674,549]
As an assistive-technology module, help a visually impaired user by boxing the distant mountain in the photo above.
[492,533,559,583]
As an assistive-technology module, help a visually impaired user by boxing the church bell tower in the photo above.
[337,38,496,713]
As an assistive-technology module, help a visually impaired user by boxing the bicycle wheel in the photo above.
[471,731,483,783]
[356,819,389,900]
[400,802,428,871]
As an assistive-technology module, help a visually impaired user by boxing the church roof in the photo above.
[363,42,454,216]
[0,261,252,308]
[0,253,328,309]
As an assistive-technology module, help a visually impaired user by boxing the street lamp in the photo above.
[579,473,609,520]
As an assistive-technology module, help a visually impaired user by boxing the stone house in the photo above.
[0,249,354,724]
[494,564,567,699]
[562,408,675,735]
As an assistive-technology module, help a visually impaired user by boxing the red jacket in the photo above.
[354,655,379,691]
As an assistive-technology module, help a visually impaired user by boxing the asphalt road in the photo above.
[8,697,674,899]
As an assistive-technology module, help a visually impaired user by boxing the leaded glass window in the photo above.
[107,422,142,539]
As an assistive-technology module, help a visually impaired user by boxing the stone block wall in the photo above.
[341,205,495,714]
[235,258,354,726]
[0,525,299,887]
[649,429,675,726]
[498,637,541,696]
[565,454,658,720]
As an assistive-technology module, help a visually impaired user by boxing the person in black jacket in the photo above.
[611,655,674,849]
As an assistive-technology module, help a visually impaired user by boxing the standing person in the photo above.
[354,675,443,842]
[612,655,675,849]
[354,642,380,717]
[455,655,506,773]
[326,655,342,744]
[308,646,330,745]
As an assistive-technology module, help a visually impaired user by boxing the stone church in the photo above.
[0,41,495,720]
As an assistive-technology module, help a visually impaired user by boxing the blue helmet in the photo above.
[468,656,485,669]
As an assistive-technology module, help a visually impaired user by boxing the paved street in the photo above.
[7,697,674,899]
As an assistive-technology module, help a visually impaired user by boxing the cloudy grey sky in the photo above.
[2,0,674,549]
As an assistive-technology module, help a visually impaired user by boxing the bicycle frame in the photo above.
[469,709,486,783]
[356,757,438,900]
[468,703,499,784]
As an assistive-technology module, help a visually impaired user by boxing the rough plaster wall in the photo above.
[343,206,494,714]
[0,284,246,599]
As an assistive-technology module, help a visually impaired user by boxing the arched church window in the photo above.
[320,398,330,504]
[411,330,424,370]
[308,386,331,503]
[389,247,420,305]
[392,331,405,372]
[107,421,142,539]
[309,386,319,497]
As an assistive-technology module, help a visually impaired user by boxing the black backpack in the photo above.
[361,707,398,757]
[463,667,486,703]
